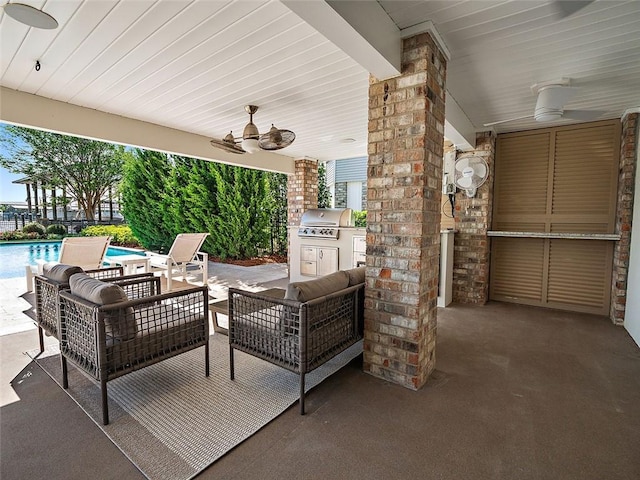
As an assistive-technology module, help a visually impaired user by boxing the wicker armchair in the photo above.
[229,268,365,414]
[58,274,209,425]
[33,264,155,353]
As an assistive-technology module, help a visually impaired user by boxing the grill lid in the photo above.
[300,208,354,227]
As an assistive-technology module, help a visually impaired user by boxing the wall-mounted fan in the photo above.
[210,105,295,154]
[483,78,605,127]
[454,156,489,198]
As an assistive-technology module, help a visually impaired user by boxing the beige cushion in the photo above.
[285,270,350,302]
[69,273,136,341]
[345,267,366,286]
[69,273,128,305]
[43,263,84,284]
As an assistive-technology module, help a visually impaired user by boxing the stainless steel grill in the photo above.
[297,208,353,239]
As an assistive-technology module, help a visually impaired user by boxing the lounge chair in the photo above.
[25,236,111,292]
[146,233,209,291]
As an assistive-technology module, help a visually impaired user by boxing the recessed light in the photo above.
[340,138,356,143]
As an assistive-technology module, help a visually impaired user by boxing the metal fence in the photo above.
[0,215,124,234]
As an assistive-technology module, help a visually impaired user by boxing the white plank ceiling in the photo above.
[1,0,639,162]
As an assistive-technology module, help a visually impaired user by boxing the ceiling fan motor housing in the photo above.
[534,84,577,122]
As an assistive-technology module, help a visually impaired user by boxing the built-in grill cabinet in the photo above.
[289,208,365,282]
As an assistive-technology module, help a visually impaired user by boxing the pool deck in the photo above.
[0,277,37,337]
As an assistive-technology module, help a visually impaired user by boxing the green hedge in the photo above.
[80,225,141,247]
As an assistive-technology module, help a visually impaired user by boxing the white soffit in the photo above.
[281,0,401,80]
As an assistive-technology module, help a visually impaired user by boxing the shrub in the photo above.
[22,222,46,236]
[80,225,141,247]
[46,224,68,235]
[0,230,27,241]
[353,210,367,228]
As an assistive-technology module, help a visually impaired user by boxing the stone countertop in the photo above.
[486,231,621,240]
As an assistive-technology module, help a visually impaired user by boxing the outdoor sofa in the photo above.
[228,267,365,414]
[57,273,210,425]
[33,264,155,353]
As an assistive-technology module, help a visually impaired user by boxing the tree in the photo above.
[121,149,174,251]
[0,125,126,220]
[318,162,332,208]
[210,164,270,259]
[164,156,220,253]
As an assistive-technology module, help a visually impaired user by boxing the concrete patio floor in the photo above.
[2,263,640,479]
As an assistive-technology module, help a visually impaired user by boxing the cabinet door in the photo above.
[300,246,317,262]
[353,236,366,253]
[317,247,339,276]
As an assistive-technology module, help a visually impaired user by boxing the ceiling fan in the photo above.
[210,105,295,154]
[483,78,605,127]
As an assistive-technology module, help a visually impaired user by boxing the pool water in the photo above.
[0,242,145,279]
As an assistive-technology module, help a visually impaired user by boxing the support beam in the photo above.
[282,0,401,79]
[444,93,476,151]
[0,87,295,175]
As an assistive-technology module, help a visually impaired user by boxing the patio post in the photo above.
[287,158,318,271]
[364,32,447,390]
[25,183,32,214]
[32,182,39,216]
[41,184,47,220]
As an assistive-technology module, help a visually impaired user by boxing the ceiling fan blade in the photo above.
[209,138,245,154]
[483,115,533,127]
[553,0,594,19]
[562,109,608,121]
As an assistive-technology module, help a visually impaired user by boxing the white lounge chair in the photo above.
[146,233,209,291]
[25,236,111,292]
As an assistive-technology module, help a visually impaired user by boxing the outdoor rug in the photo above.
[30,335,363,480]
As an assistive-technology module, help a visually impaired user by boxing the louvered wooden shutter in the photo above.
[490,120,620,315]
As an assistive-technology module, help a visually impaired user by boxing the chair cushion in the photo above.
[285,270,350,302]
[345,266,366,286]
[69,273,128,305]
[43,263,84,284]
[69,273,136,341]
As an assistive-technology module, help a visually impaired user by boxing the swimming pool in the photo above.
[0,241,145,279]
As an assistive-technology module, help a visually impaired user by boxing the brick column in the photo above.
[611,112,639,324]
[452,131,496,304]
[287,158,318,227]
[364,32,447,390]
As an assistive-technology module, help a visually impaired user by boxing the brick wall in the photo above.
[611,112,639,324]
[364,32,447,390]
[452,131,496,304]
[287,158,318,227]
[361,183,368,210]
[334,182,347,208]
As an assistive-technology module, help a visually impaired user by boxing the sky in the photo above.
[0,123,29,203]
[0,166,26,203]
